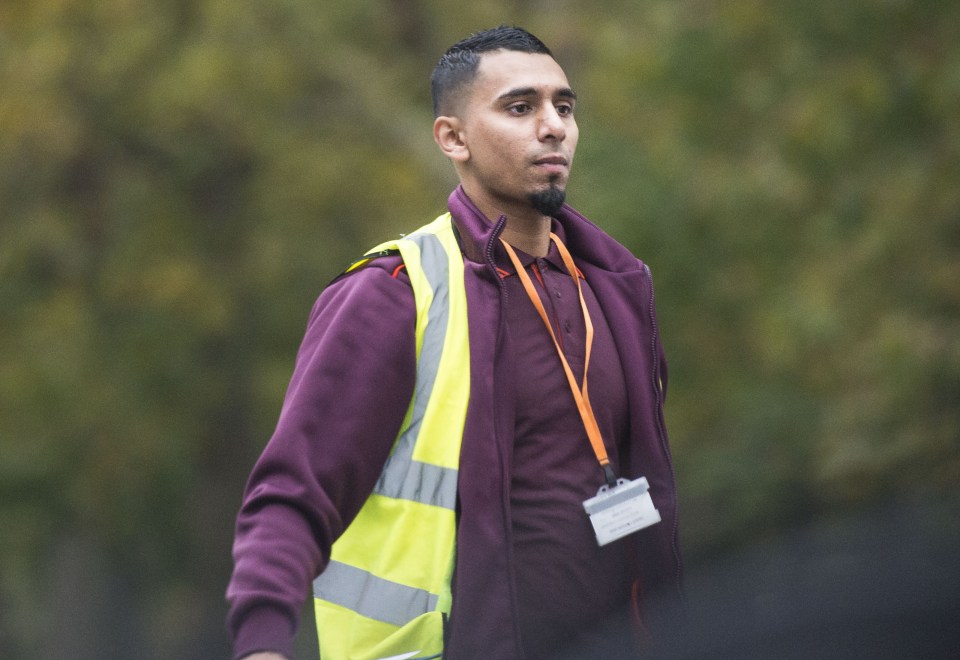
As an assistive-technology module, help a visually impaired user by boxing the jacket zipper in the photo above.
[645,263,684,597]
[485,215,528,658]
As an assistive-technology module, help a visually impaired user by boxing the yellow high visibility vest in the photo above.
[313,213,470,659]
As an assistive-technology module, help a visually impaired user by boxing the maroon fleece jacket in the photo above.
[226,186,682,658]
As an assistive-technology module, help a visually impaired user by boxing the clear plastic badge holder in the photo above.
[583,477,661,546]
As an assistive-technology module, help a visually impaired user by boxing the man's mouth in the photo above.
[533,156,569,177]
[533,155,568,166]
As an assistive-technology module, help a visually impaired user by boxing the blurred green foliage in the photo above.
[1,1,958,657]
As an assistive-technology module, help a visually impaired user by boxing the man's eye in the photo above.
[557,104,574,116]
[509,103,531,114]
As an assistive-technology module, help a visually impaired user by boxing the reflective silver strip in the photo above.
[373,231,458,511]
[314,560,438,627]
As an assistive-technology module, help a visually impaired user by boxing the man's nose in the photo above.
[538,105,567,142]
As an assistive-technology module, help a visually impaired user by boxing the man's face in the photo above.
[452,50,579,219]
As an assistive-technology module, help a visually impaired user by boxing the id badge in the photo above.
[583,477,661,546]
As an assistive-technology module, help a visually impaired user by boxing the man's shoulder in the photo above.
[332,251,411,287]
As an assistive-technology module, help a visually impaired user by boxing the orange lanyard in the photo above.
[501,235,618,487]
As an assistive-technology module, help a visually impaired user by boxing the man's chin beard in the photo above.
[528,184,566,217]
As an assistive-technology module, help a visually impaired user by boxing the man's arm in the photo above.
[226,260,416,659]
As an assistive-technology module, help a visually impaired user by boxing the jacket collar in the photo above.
[446,185,504,266]
[446,185,643,275]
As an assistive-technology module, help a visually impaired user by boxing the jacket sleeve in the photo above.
[225,260,416,659]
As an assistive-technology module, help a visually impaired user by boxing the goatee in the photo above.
[528,184,566,217]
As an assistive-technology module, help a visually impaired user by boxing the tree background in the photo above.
[1,1,958,657]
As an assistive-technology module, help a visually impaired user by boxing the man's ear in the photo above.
[433,116,469,163]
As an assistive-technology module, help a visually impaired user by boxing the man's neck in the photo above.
[499,216,552,257]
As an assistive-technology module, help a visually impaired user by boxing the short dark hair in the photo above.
[431,25,553,117]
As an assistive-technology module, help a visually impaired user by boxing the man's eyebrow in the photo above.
[497,86,578,102]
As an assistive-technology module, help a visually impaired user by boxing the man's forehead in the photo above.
[475,50,571,93]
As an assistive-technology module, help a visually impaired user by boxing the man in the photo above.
[227,26,681,659]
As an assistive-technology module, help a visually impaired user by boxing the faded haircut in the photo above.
[431,25,553,117]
